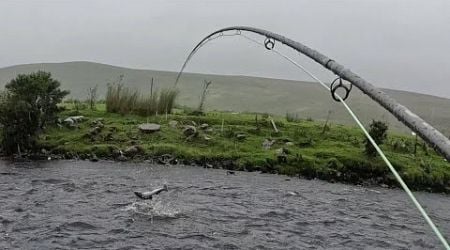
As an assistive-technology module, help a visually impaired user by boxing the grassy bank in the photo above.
[38,105,450,193]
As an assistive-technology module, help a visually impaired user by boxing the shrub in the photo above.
[0,71,69,154]
[365,120,388,157]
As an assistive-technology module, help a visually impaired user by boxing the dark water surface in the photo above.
[0,160,449,249]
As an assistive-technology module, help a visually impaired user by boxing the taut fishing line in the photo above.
[175,29,449,249]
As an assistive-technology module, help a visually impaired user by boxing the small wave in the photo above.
[123,201,181,219]
[0,172,19,175]
[31,178,68,185]
[108,228,129,234]
[61,182,76,192]
[177,233,218,241]
[0,215,14,225]
[58,221,99,231]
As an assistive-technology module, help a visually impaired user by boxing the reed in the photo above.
[106,83,178,116]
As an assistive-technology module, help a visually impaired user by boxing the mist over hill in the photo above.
[1,61,449,135]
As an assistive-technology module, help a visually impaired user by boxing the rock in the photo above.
[138,123,161,133]
[112,149,123,158]
[90,154,99,162]
[91,118,104,128]
[124,145,143,157]
[262,139,276,150]
[156,154,176,165]
[63,118,74,126]
[226,171,236,175]
[117,155,128,161]
[168,120,178,128]
[276,148,288,163]
[236,133,246,141]
[68,116,85,123]
[89,126,102,136]
[64,116,85,128]
[199,123,209,130]
[183,125,197,138]
[285,142,295,146]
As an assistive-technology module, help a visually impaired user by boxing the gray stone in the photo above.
[276,148,288,163]
[262,139,276,150]
[68,116,85,123]
[63,118,74,126]
[285,142,295,146]
[117,155,128,161]
[183,125,197,137]
[89,126,102,136]
[90,153,99,162]
[236,133,246,141]
[124,145,143,157]
[138,123,161,133]
[91,118,104,128]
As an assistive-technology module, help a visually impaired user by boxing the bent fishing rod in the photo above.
[174,26,450,249]
[175,26,450,162]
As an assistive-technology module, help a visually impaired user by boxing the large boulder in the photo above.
[138,123,161,133]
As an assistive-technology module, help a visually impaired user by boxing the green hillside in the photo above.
[1,61,449,135]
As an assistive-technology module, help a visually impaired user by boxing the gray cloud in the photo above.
[0,0,449,97]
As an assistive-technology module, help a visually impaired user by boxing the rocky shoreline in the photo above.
[4,109,447,194]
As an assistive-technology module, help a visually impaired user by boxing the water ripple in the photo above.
[0,160,448,249]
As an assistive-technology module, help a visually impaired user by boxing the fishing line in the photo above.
[238,32,449,249]
[175,29,448,248]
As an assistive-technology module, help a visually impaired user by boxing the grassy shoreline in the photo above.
[36,105,450,193]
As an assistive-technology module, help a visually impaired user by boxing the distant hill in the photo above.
[1,61,449,135]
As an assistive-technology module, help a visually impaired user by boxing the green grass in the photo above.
[38,105,450,193]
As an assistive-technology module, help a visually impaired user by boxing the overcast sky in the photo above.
[0,0,449,98]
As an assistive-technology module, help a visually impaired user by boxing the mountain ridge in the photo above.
[1,61,449,135]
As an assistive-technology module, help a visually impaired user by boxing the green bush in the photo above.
[0,71,69,154]
[365,120,388,157]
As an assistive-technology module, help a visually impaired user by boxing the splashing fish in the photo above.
[134,184,168,200]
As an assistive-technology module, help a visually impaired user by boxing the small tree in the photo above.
[365,120,388,157]
[198,80,212,112]
[87,84,98,110]
[0,71,69,155]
